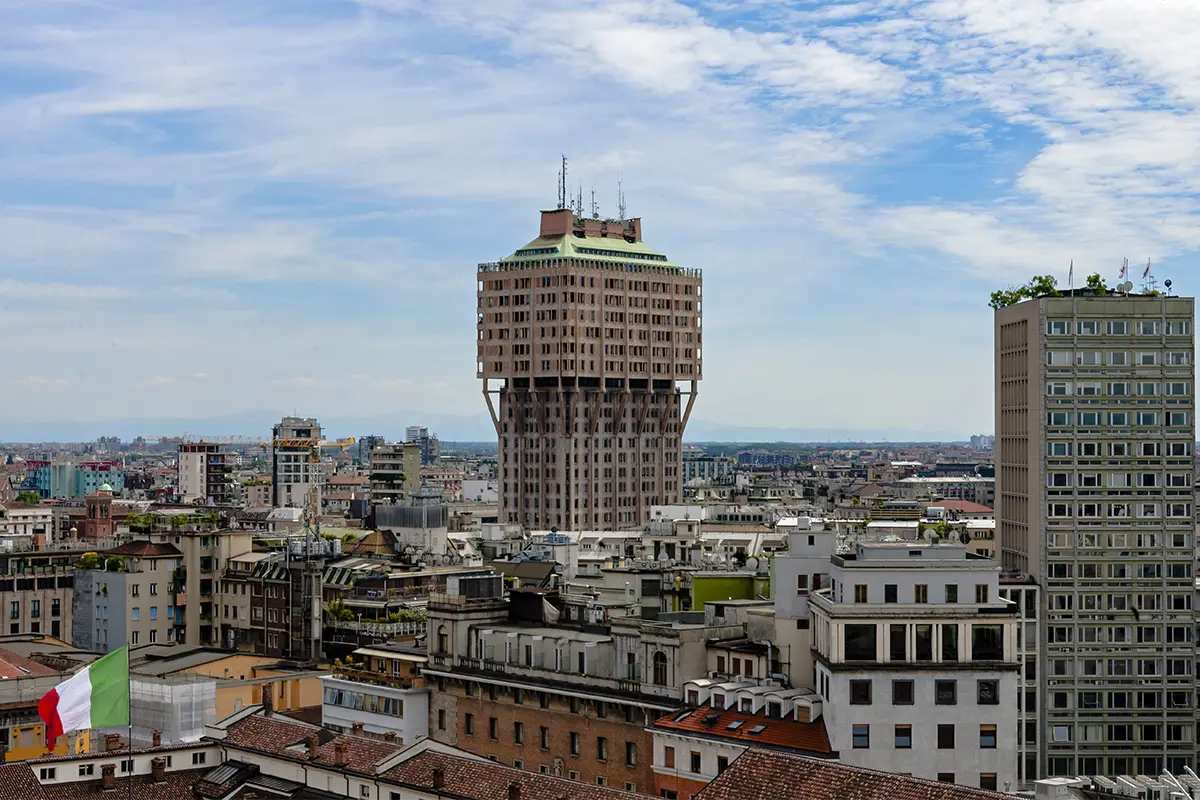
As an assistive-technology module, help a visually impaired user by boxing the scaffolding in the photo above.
[129,675,216,745]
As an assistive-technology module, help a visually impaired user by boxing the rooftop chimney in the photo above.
[432,768,445,790]
[150,757,166,784]
[351,721,364,736]
[151,729,162,748]
[334,741,349,767]
[262,683,274,716]
[101,764,117,792]
[104,733,122,752]
[508,781,521,800]
[306,734,320,760]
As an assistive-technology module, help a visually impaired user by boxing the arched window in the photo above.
[437,625,448,655]
[653,651,668,686]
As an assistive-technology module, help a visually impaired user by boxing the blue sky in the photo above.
[3,0,1199,439]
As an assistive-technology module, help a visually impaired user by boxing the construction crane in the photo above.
[270,437,356,532]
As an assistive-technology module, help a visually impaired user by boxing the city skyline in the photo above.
[4,1,1200,436]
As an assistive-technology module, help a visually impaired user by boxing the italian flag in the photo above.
[38,646,130,748]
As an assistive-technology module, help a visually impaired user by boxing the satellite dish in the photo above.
[1119,281,1135,293]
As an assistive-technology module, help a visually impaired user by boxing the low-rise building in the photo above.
[424,574,746,792]
[650,686,832,798]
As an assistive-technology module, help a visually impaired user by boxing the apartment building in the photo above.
[995,292,1196,778]
[477,208,702,530]
[271,416,322,508]
[0,502,52,536]
[0,550,75,641]
[424,574,742,792]
[810,541,1019,791]
[219,550,323,661]
[407,426,441,465]
[370,442,421,508]
[321,642,429,743]
[177,442,235,505]
[72,541,183,652]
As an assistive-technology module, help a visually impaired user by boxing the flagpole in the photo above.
[127,644,133,800]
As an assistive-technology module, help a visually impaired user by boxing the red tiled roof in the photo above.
[652,705,831,755]
[105,541,183,558]
[0,763,43,800]
[0,648,59,679]
[382,750,644,800]
[327,476,368,485]
[220,713,402,774]
[41,768,210,800]
[694,749,1017,800]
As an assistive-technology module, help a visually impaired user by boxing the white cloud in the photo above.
[2,0,1200,434]
[12,376,68,388]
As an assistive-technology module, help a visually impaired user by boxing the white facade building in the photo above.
[321,675,429,745]
[811,541,1019,792]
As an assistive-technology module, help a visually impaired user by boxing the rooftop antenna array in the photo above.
[577,184,584,217]
[590,186,598,219]
[617,178,626,221]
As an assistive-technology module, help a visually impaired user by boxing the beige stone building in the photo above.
[477,208,702,530]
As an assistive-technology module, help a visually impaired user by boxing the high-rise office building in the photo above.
[271,416,322,508]
[477,208,702,530]
[995,292,1195,780]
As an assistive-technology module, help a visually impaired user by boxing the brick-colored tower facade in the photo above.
[478,209,702,530]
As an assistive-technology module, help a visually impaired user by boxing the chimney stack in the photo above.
[508,781,521,800]
[262,683,274,716]
[351,721,364,736]
[150,757,166,784]
[151,729,162,748]
[432,768,445,790]
[306,734,320,760]
[101,764,117,791]
[104,733,122,752]
[334,741,349,767]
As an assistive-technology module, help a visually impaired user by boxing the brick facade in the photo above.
[430,676,656,793]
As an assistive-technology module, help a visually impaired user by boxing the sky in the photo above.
[3,0,1200,440]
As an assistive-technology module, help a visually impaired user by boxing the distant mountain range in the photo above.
[0,410,968,445]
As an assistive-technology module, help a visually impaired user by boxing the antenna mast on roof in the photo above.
[617,179,626,221]
[590,186,598,219]
[577,184,583,217]
[558,155,567,209]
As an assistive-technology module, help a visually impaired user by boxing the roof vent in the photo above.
[748,724,767,735]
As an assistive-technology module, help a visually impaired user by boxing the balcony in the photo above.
[334,667,419,691]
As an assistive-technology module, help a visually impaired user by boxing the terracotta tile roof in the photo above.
[220,714,402,774]
[382,750,644,800]
[0,763,43,799]
[0,647,59,678]
[28,742,208,764]
[694,749,1017,800]
[327,476,368,485]
[105,540,183,558]
[652,705,832,755]
[41,768,210,800]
